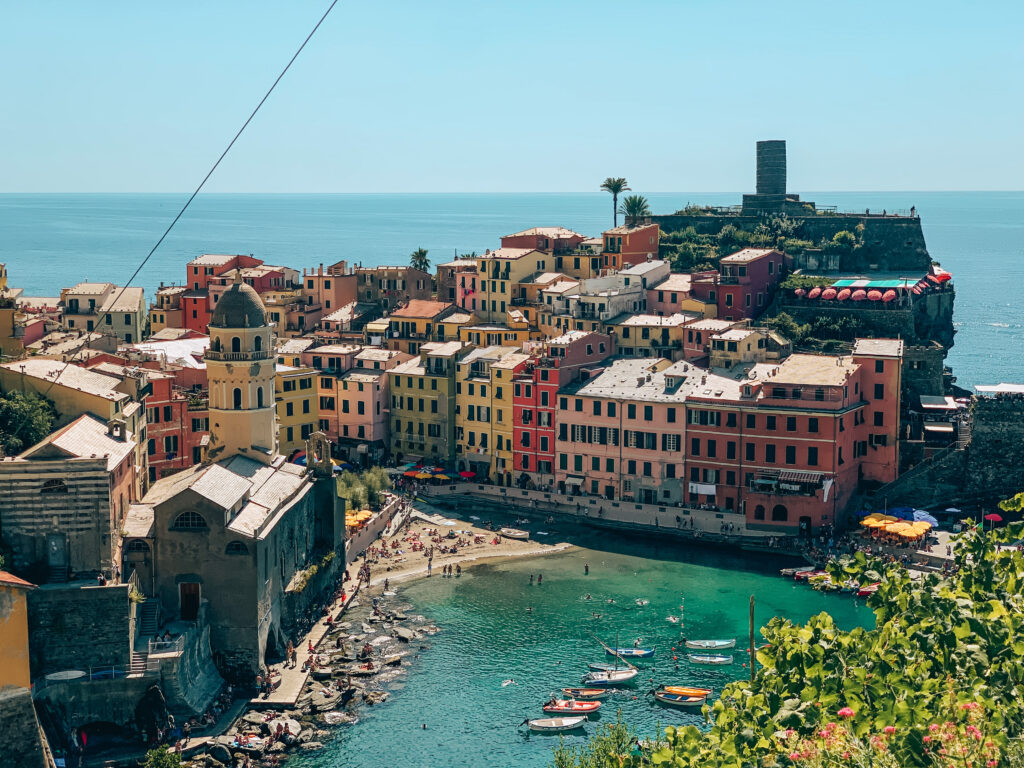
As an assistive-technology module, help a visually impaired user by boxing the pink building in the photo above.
[714,248,785,321]
[682,319,739,362]
[647,271,718,315]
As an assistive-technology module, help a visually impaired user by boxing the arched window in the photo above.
[126,539,150,553]
[41,478,68,494]
[225,541,249,556]
[771,504,789,522]
[171,511,207,530]
[753,504,765,520]
[211,337,221,352]
[257,387,264,408]
[233,388,242,409]
[254,335,262,352]
[231,336,241,353]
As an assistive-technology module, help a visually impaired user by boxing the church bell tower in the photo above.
[204,273,278,464]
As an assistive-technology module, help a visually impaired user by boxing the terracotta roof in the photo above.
[651,274,695,293]
[65,282,113,296]
[0,571,35,590]
[477,248,537,261]
[390,300,452,319]
[188,254,243,266]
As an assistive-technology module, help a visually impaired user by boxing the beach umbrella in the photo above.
[836,288,851,300]
[882,289,897,303]
[808,287,822,299]
[913,510,939,526]
[885,522,911,533]
[898,529,921,538]
[851,289,867,301]
[820,288,837,299]
[459,471,476,479]
[867,289,883,301]
[415,472,433,480]
[292,455,307,466]
[794,288,807,297]
[403,470,420,478]
[984,513,1003,522]
[946,507,961,513]
[860,518,881,527]
[889,506,915,520]
[435,474,452,481]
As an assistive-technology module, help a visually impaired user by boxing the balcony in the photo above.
[205,350,271,361]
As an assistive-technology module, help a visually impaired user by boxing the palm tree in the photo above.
[618,194,651,228]
[600,177,630,227]
[409,247,430,272]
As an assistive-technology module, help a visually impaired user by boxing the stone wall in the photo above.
[27,583,131,678]
[652,213,932,273]
[0,688,47,768]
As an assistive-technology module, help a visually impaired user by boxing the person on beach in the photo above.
[285,641,294,669]
[585,563,589,575]
[529,574,534,585]
[537,574,542,585]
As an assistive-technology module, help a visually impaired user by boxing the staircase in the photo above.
[139,599,160,637]
[129,650,149,674]
[46,565,68,584]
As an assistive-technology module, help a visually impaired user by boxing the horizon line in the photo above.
[2,189,1022,196]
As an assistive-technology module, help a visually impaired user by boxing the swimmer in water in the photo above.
[607,598,616,604]
[584,594,591,600]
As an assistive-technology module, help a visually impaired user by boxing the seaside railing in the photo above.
[148,635,186,655]
[33,663,159,693]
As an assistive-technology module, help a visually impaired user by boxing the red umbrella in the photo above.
[867,289,883,301]
[836,288,851,300]
[984,513,1003,522]
[403,470,420,478]
[882,289,897,303]
[459,471,476,479]
[808,287,822,299]
[851,289,867,301]
[820,288,837,300]
[794,288,807,297]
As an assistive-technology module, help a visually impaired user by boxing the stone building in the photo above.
[137,277,342,679]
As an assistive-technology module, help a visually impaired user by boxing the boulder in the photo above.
[301,741,324,751]
[206,742,232,765]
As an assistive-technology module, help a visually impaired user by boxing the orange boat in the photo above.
[543,698,602,714]
[663,686,712,697]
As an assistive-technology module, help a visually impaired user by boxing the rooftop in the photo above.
[1,359,128,401]
[356,348,401,362]
[852,338,905,359]
[477,247,538,261]
[613,312,695,328]
[310,344,362,355]
[19,414,134,472]
[127,337,210,369]
[423,340,467,357]
[65,282,113,296]
[570,358,688,402]
[651,273,699,293]
[188,254,244,267]
[765,354,857,387]
[444,311,474,324]
[0,571,35,590]
[619,260,668,276]
[687,319,740,331]
[713,328,759,342]
[99,287,145,313]
[390,299,453,319]
[276,337,316,354]
[604,223,657,235]
[720,248,779,264]
[547,330,593,346]
[504,227,586,239]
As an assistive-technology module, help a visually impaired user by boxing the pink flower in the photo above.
[930,724,940,732]
[883,726,896,734]
[988,761,998,767]
[789,752,800,761]
[842,752,851,760]
[923,736,932,743]
[837,707,855,718]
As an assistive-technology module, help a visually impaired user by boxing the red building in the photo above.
[710,248,784,321]
[181,254,262,333]
[512,330,612,490]
[500,227,587,254]
[141,367,209,483]
[602,223,661,270]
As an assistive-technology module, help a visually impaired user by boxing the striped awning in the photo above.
[778,470,823,483]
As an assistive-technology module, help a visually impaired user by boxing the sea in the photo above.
[289,533,870,768]
[0,191,1021,390]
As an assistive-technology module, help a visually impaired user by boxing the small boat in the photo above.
[795,570,828,581]
[561,687,610,700]
[500,528,529,540]
[780,566,815,577]
[582,668,639,686]
[543,699,602,714]
[857,582,881,597]
[652,689,707,709]
[684,639,735,651]
[523,716,587,733]
[587,662,620,672]
[688,654,732,666]
[663,685,712,697]
[606,647,655,659]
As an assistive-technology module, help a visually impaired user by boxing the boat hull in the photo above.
[543,700,601,715]
[607,647,655,658]
[684,639,736,651]
[687,654,733,665]
[582,669,638,686]
[500,528,529,539]
[562,688,610,700]
[653,691,707,708]
[663,686,712,697]
[527,716,587,732]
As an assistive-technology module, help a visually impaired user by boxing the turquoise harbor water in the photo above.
[291,535,870,768]
[0,191,1022,389]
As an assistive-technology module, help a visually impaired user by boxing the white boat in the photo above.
[500,528,529,540]
[582,668,639,686]
[780,566,815,577]
[651,689,708,709]
[688,653,733,665]
[684,639,736,651]
[524,716,587,733]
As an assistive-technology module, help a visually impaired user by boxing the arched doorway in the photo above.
[771,504,788,522]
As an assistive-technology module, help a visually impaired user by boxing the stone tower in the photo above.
[204,274,278,464]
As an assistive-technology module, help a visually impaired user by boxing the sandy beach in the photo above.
[345,502,573,594]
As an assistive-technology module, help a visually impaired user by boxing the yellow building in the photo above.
[0,264,25,360]
[61,282,147,344]
[275,364,318,456]
[0,571,34,691]
[606,312,696,360]
[454,345,529,484]
[473,248,551,322]
[457,322,537,348]
[389,341,471,464]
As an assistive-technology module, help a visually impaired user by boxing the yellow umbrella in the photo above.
[435,474,451,480]
[898,529,921,538]
[879,515,899,522]
[885,522,911,533]
[864,518,887,528]
[415,472,433,479]
[860,518,881,527]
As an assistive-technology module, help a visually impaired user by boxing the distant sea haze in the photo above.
[0,191,1021,391]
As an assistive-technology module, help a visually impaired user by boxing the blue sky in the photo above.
[2,1,1021,193]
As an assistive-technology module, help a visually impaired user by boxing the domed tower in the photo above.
[204,274,278,464]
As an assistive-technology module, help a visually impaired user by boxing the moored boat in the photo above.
[582,668,639,686]
[587,662,620,672]
[663,685,712,697]
[606,647,655,658]
[651,689,707,708]
[523,716,587,733]
[794,570,828,581]
[500,528,529,539]
[542,698,602,714]
[857,581,881,596]
[684,639,735,651]
[687,653,732,665]
[780,566,815,577]
[561,687,610,700]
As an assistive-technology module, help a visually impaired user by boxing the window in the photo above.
[814,388,825,401]
[575,398,583,412]
[808,447,819,466]
[286,402,294,417]
[746,413,756,429]
[785,445,796,464]
[559,454,568,470]
[593,401,601,416]
[607,402,615,417]
[225,541,249,555]
[766,416,777,430]
[875,359,884,373]
[627,404,636,419]
[172,511,207,530]
[643,405,653,421]
[643,462,652,477]
[666,464,676,478]
[233,388,242,409]
[163,435,178,453]
[786,416,796,432]
[147,438,156,456]
[707,440,717,458]
[592,456,600,471]
[231,336,241,353]
[726,441,736,459]
[726,412,737,427]
[303,399,310,414]
[874,383,884,399]
[257,388,264,408]
[808,417,818,433]
[663,434,680,452]
[771,504,788,521]
[320,397,335,410]
[574,455,583,471]
[765,444,776,463]
[754,504,765,520]
[41,478,68,494]
[745,442,755,461]
[874,411,884,427]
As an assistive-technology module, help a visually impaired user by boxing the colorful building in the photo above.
[144,369,209,482]
[0,571,34,691]
[601,223,660,270]
[385,299,457,355]
[356,266,432,314]
[471,248,552,322]
[276,364,318,456]
[500,226,587,254]
[647,272,718,317]
[712,248,784,321]
[389,341,471,464]
[606,312,696,359]
[61,282,146,344]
